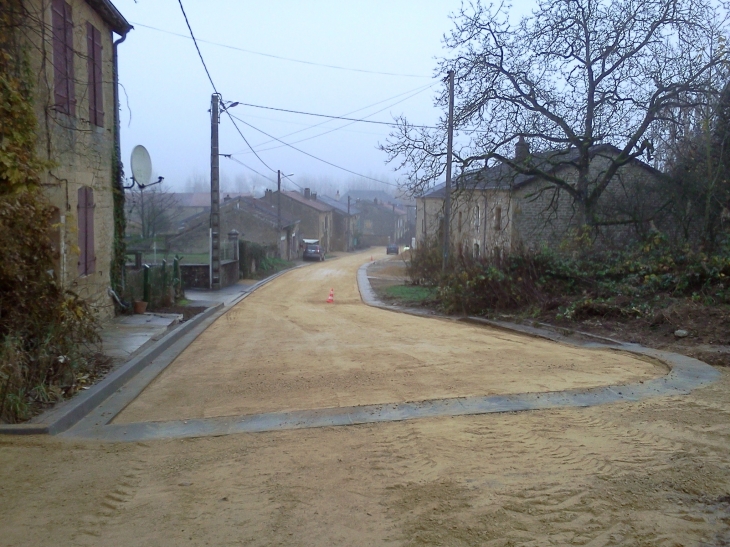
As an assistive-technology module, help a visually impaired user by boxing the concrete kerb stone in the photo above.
[357,261,720,397]
[0,266,302,437]
[56,257,721,443]
[0,303,223,436]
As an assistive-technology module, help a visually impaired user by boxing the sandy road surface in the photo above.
[2,374,730,546]
[116,250,663,423]
[2,250,729,546]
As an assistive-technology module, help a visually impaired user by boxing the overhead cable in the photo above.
[228,113,399,187]
[230,101,443,129]
[237,83,438,155]
[177,1,277,175]
[229,81,437,154]
[176,1,217,94]
[131,21,433,79]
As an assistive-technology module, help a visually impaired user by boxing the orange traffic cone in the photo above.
[326,288,334,303]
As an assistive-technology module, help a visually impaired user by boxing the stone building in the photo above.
[416,142,665,258]
[355,199,408,247]
[260,189,334,253]
[316,195,360,252]
[168,196,300,260]
[22,0,132,319]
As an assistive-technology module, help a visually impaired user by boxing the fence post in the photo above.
[143,264,151,304]
[173,256,181,298]
[161,259,167,304]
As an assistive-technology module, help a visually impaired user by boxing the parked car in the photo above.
[386,243,399,255]
[303,244,325,261]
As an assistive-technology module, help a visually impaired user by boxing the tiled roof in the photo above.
[281,191,333,213]
[87,0,132,35]
[422,143,661,198]
[317,195,361,215]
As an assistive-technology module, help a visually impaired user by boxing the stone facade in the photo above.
[416,145,663,256]
[23,0,131,319]
[168,196,300,260]
[356,200,408,247]
[260,189,333,253]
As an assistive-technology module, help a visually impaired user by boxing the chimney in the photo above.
[311,192,317,201]
[515,135,529,163]
[304,188,311,199]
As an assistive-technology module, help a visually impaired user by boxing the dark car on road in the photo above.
[386,243,399,255]
[303,244,325,261]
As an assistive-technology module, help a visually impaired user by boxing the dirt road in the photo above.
[116,251,662,422]
[1,250,729,546]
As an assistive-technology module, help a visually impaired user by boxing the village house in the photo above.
[168,196,300,261]
[22,0,132,319]
[316,194,360,252]
[355,199,408,247]
[260,189,334,253]
[416,141,665,258]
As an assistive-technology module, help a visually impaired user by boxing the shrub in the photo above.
[0,192,100,422]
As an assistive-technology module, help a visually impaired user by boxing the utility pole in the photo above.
[277,170,282,232]
[210,93,221,290]
[347,195,351,251]
[393,203,397,244]
[442,70,455,273]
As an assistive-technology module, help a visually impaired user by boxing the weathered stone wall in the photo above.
[511,159,660,250]
[261,192,332,252]
[25,0,120,320]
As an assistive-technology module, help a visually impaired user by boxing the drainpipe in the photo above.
[112,31,129,295]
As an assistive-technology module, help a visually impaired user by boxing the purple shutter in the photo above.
[52,0,68,113]
[77,187,96,275]
[86,187,96,274]
[86,24,103,126]
[93,27,103,126]
[77,187,87,275]
[52,0,75,116]
[64,2,75,116]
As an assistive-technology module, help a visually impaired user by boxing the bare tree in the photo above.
[125,185,179,240]
[381,0,729,228]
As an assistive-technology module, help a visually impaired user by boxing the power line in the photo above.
[229,82,437,154]
[177,1,276,175]
[225,109,277,174]
[230,101,442,129]
[236,84,437,156]
[131,21,434,79]
[176,1,217,94]
[224,156,276,183]
[228,113,399,187]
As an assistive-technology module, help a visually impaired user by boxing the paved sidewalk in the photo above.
[100,313,182,363]
[99,280,263,364]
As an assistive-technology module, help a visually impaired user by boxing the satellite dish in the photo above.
[130,145,152,186]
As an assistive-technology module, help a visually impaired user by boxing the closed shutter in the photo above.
[77,187,96,275]
[52,0,75,116]
[87,23,103,126]
[77,187,87,275]
[86,187,96,274]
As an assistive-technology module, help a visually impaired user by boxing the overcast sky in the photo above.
[112,0,487,195]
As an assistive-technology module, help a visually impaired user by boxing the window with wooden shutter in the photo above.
[52,0,75,116]
[77,187,96,276]
[87,23,103,127]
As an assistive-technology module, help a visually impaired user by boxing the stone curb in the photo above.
[357,261,720,390]
[56,257,720,442]
[55,268,302,436]
[0,303,224,436]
